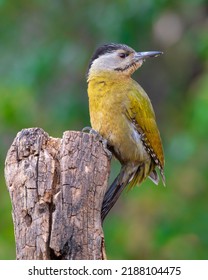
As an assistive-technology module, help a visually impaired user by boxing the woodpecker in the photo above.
[86,43,165,222]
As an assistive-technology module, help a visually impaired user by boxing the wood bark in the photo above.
[5,128,110,260]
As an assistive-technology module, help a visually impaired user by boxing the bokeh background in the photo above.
[0,0,208,259]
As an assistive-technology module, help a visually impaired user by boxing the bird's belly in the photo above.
[91,110,149,164]
[111,124,150,164]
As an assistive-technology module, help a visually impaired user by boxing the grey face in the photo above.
[87,43,138,76]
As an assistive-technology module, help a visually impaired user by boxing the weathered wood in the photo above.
[5,128,110,260]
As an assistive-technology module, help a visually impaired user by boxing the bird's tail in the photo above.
[101,168,129,223]
[101,162,155,222]
[101,164,138,222]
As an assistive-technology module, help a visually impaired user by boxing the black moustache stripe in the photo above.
[114,62,137,72]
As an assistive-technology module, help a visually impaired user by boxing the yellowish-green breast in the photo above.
[87,72,164,168]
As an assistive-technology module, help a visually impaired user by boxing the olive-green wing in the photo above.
[125,84,165,170]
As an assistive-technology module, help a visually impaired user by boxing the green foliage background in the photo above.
[0,0,208,259]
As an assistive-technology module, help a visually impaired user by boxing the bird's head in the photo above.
[87,43,163,80]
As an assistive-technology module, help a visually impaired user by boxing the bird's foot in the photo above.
[82,126,93,133]
[82,126,112,159]
[100,138,112,159]
[82,126,99,138]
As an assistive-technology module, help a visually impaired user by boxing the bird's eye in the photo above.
[119,52,129,59]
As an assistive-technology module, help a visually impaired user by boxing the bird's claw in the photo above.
[82,126,100,140]
[82,126,93,133]
[100,137,112,159]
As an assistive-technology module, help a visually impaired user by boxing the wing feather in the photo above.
[125,82,165,170]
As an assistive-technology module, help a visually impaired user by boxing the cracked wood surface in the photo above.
[5,128,110,260]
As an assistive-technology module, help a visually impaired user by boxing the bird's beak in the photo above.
[134,51,163,61]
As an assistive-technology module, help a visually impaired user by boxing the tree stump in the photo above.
[4,128,111,260]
